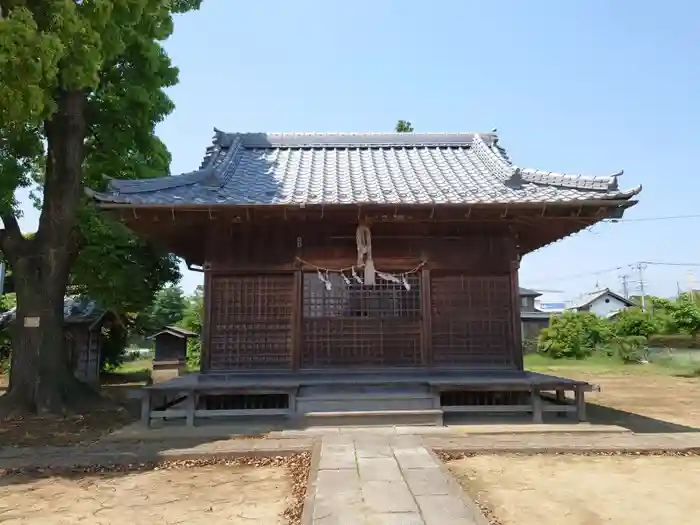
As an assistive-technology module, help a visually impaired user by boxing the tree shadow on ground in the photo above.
[586,402,700,433]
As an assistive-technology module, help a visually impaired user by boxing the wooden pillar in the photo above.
[291,269,303,370]
[575,385,587,422]
[420,267,432,366]
[509,259,524,370]
[185,392,197,427]
[140,390,151,427]
[200,268,213,373]
[531,388,543,423]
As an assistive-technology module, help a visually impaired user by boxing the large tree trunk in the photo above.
[0,90,97,415]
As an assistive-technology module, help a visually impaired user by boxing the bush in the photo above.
[186,338,201,369]
[538,311,612,359]
[614,308,660,338]
[611,335,648,363]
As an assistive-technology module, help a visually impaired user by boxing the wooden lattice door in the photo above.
[430,273,515,367]
[208,274,294,370]
[301,272,422,368]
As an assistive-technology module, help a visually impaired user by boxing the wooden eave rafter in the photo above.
[102,199,637,225]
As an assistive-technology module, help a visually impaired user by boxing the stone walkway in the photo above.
[311,435,486,525]
[3,429,700,524]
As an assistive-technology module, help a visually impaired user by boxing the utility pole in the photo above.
[619,274,630,299]
[634,263,647,311]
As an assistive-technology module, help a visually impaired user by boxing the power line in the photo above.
[529,260,700,284]
[605,214,700,223]
[641,261,700,267]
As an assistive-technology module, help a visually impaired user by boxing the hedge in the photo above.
[648,334,699,349]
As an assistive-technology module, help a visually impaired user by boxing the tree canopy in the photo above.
[395,120,414,132]
[0,0,201,414]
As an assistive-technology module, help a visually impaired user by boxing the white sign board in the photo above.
[23,316,40,328]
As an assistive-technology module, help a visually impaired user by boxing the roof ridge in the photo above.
[209,130,500,149]
[518,168,630,193]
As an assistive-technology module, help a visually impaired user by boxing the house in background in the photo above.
[519,287,552,342]
[567,288,635,318]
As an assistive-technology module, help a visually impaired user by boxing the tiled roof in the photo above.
[88,130,642,206]
[519,287,542,297]
[568,288,636,310]
[0,297,107,329]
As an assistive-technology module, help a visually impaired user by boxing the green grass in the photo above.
[102,358,153,385]
[525,352,700,377]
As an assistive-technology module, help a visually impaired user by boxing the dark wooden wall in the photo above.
[63,325,100,385]
[154,333,187,362]
[201,221,523,372]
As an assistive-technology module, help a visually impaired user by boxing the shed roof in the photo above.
[88,130,641,207]
[148,325,197,340]
[0,296,113,330]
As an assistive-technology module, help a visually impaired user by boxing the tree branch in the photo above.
[0,214,28,261]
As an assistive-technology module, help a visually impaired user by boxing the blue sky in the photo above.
[17,0,700,300]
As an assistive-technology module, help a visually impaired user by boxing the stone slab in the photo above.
[362,480,419,514]
[358,457,403,481]
[371,513,425,525]
[402,467,452,496]
[415,494,480,525]
[392,447,436,469]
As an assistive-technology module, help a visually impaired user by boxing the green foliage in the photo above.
[613,308,660,338]
[0,292,16,311]
[538,311,612,359]
[0,0,199,297]
[71,208,181,314]
[395,120,414,132]
[135,284,187,334]
[611,335,648,363]
[99,322,129,372]
[178,285,203,369]
[652,293,700,338]
[0,292,14,370]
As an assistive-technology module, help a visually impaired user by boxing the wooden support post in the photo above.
[531,388,543,424]
[185,392,197,427]
[291,269,302,371]
[200,269,214,373]
[420,267,432,366]
[140,390,151,427]
[575,385,587,422]
[509,259,524,370]
[556,389,566,418]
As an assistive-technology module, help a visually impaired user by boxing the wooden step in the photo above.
[300,409,443,427]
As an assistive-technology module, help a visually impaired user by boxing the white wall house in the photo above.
[567,288,635,318]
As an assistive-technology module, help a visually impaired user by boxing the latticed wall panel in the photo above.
[301,272,421,368]
[208,274,294,370]
[430,273,514,367]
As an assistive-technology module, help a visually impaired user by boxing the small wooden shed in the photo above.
[0,296,121,387]
[148,326,196,382]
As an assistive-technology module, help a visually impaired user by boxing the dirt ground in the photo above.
[564,372,700,431]
[0,405,138,448]
[0,464,292,524]
[449,454,700,525]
